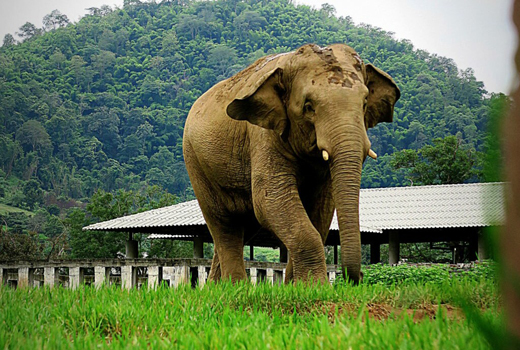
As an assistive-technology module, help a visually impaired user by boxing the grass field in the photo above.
[0,203,33,216]
[0,273,501,350]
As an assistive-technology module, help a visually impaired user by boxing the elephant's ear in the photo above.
[226,68,288,138]
[365,64,400,128]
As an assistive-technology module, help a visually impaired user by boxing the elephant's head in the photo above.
[226,44,400,283]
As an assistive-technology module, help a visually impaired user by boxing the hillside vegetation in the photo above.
[0,0,503,258]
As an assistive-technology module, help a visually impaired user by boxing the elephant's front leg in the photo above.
[252,169,328,284]
[284,177,334,284]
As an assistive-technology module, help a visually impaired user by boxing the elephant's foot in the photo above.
[288,253,328,284]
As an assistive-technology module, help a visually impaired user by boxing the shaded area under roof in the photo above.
[84,182,506,247]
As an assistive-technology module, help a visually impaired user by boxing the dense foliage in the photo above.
[0,0,502,258]
[358,260,497,286]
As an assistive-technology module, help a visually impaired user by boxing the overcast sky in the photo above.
[0,0,516,94]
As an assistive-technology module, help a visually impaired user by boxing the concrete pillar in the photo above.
[197,266,208,288]
[69,267,84,289]
[370,243,380,264]
[250,267,257,285]
[282,268,286,283]
[126,239,139,259]
[163,267,174,287]
[94,266,110,288]
[121,265,137,289]
[193,238,204,258]
[388,231,400,265]
[333,245,339,265]
[172,265,189,288]
[44,267,58,288]
[328,271,336,284]
[148,266,162,289]
[478,232,488,261]
[273,270,283,285]
[280,246,288,263]
[18,268,34,288]
[0,268,3,285]
[266,268,274,285]
[250,245,254,261]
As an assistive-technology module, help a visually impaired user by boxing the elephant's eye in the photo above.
[304,101,315,114]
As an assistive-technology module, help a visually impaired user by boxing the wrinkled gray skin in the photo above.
[183,44,400,284]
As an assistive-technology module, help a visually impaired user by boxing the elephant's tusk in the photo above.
[322,150,329,161]
[368,149,377,159]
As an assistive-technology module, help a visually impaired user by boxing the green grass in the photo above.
[0,203,33,216]
[0,278,500,349]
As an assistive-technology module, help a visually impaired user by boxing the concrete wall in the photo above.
[1,259,330,289]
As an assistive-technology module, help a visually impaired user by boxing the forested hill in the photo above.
[0,0,498,211]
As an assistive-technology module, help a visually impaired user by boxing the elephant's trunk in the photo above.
[321,120,367,284]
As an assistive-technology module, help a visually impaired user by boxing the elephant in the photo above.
[183,43,400,284]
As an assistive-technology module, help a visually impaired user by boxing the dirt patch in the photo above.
[316,301,463,323]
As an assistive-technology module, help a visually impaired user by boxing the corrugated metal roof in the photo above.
[148,234,195,240]
[83,182,505,233]
[356,182,505,230]
[83,199,205,231]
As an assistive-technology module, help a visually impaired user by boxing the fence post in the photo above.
[173,265,189,288]
[18,267,34,288]
[148,266,161,289]
[69,267,84,289]
[266,268,274,285]
[197,266,208,288]
[250,268,257,285]
[44,267,58,288]
[94,266,109,288]
[121,265,136,290]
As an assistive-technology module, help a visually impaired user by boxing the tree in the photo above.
[0,226,43,261]
[2,33,16,47]
[42,10,70,31]
[22,179,44,210]
[16,120,52,155]
[391,135,482,185]
[16,22,41,41]
[208,44,238,77]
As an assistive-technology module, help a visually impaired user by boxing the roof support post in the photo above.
[478,230,488,261]
[388,231,400,265]
[279,245,287,263]
[370,241,381,264]
[333,245,339,265]
[469,231,478,261]
[126,233,139,259]
[193,237,203,258]
[250,245,255,261]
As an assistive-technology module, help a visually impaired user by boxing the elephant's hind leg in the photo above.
[206,218,248,283]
